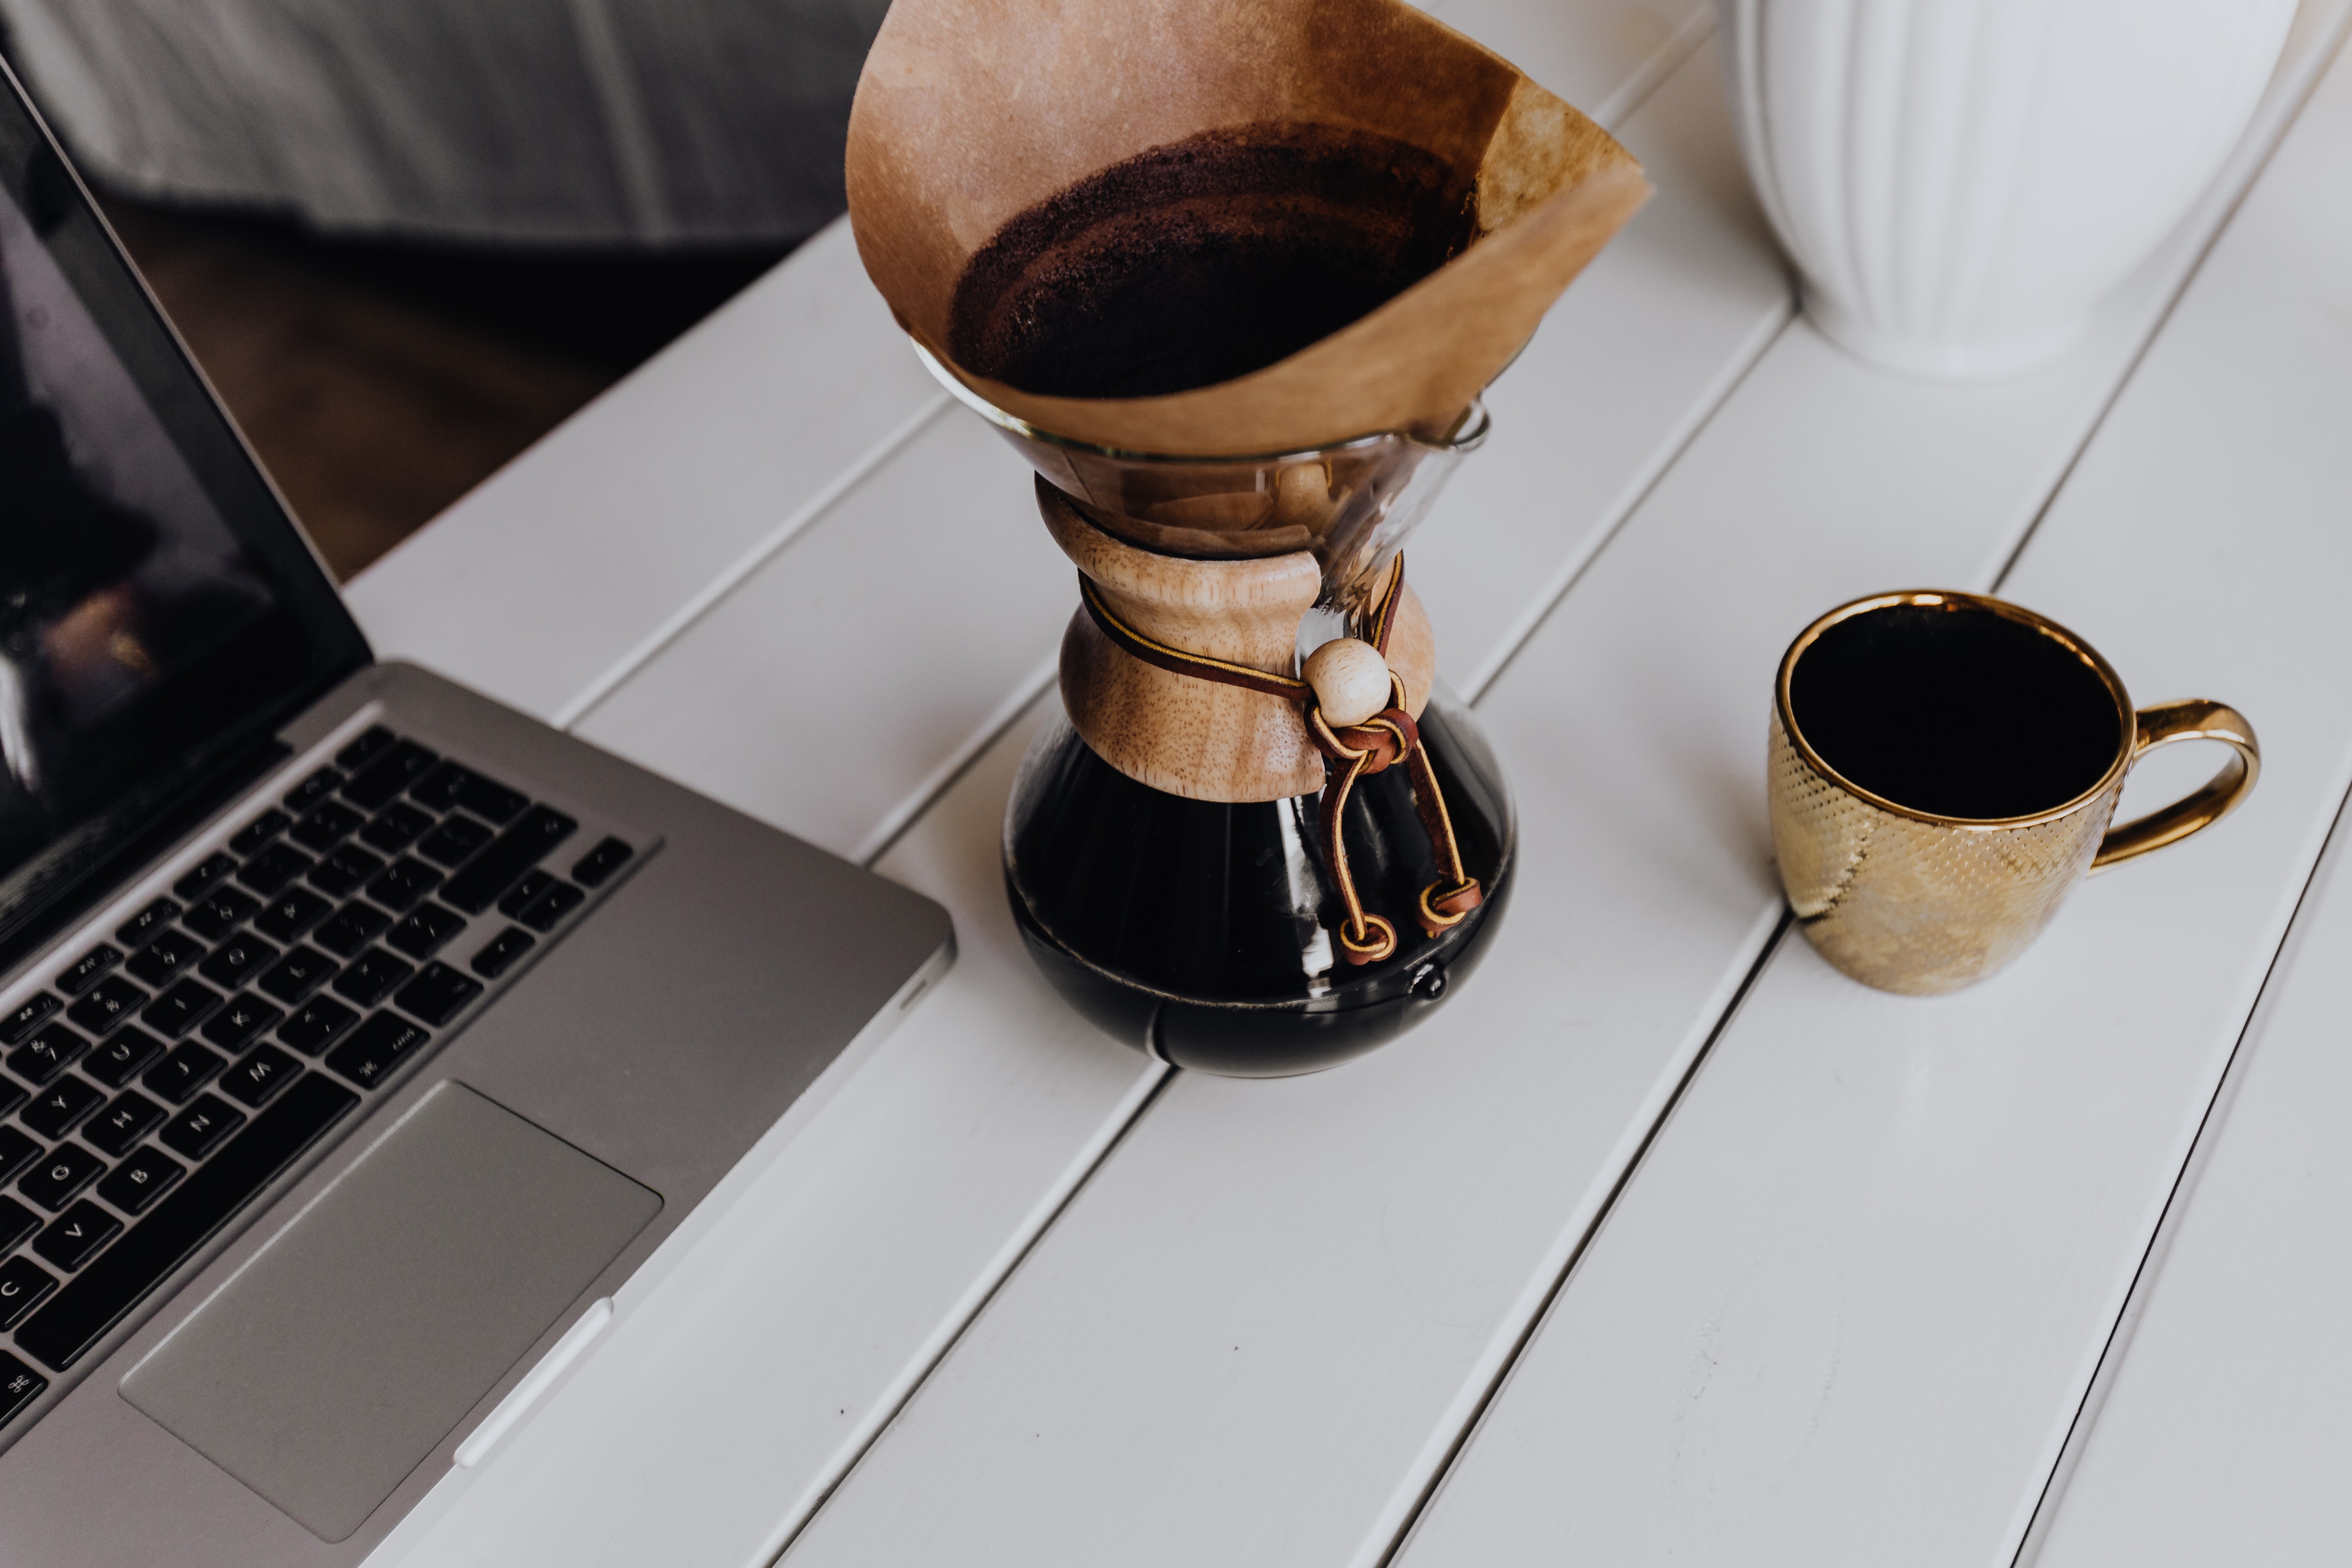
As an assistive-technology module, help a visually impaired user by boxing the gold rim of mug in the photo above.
[1774,589,2137,832]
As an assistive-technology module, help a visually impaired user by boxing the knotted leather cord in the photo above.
[1077,553,1483,966]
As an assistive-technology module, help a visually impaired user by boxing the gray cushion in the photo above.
[0,0,888,245]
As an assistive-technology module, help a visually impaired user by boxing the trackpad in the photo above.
[120,1081,661,1542]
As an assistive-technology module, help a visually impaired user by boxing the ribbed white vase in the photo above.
[1720,0,2295,378]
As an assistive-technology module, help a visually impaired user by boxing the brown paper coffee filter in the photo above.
[845,0,1650,455]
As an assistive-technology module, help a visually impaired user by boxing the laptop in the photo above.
[0,58,954,1565]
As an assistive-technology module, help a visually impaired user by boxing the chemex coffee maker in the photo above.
[845,0,1647,1075]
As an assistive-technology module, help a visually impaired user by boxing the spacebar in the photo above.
[16,1073,360,1372]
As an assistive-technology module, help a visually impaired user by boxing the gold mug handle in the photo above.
[2090,700,2261,871]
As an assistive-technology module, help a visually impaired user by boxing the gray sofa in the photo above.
[0,0,889,246]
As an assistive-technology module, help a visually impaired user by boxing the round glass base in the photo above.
[1003,688,1515,1076]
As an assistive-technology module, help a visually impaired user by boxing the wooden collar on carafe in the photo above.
[1079,552,1483,965]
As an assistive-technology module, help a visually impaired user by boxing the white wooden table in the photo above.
[342,4,2352,1563]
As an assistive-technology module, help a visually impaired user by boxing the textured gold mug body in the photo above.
[1769,590,2259,995]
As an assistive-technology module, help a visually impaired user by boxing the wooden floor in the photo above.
[100,200,787,580]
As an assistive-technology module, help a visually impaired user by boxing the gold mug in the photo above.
[1769,590,2259,995]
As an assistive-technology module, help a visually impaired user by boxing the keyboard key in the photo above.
[308,843,386,897]
[253,885,333,943]
[84,1026,166,1089]
[282,765,344,813]
[403,760,471,814]
[342,741,440,810]
[19,1144,105,1211]
[20,1077,103,1141]
[84,1092,165,1159]
[1,1349,49,1423]
[0,1129,39,1186]
[571,836,635,888]
[197,934,280,992]
[331,949,413,1006]
[56,944,123,997]
[143,1043,226,1105]
[258,946,337,1004]
[94,1147,183,1215]
[497,870,556,918]
[0,1257,58,1331]
[180,885,261,941]
[278,997,359,1056]
[227,810,292,857]
[360,802,434,853]
[410,762,528,825]
[335,725,395,770]
[0,1077,22,1119]
[367,857,444,912]
[33,1201,121,1271]
[221,1046,301,1109]
[159,1096,244,1161]
[15,1073,357,1371]
[444,806,578,914]
[200,996,284,1053]
[386,904,467,959]
[124,928,206,987]
[3,992,61,1044]
[469,926,536,979]
[311,901,391,957]
[142,978,225,1038]
[65,975,146,1036]
[235,842,316,898]
[416,813,495,867]
[394,963,483,1027]
[324,1012,430,1089]
[8,1024,88,1086]
[172,852,237,901]
[290,800,366,852]
[517,880,587,932]
[115,898,182,949]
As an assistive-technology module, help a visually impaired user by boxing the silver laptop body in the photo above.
[0,60,953,1566]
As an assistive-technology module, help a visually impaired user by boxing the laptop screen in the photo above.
[0,67,369,964]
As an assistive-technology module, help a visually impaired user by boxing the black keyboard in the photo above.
[0,725,641,1429]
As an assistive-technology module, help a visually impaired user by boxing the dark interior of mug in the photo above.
[1790,601,2124,820]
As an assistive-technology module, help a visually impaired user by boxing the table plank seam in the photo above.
[1981,59,2342,598]
[1374,909,1794,1568]
[1463,299,1793,703]
[550,390,953,732]
[2009,778,2352,1568]
[757,1065,1177,1568]
[1590,3,1717,131]
[854,654,1059,868]
[1990,748,2352,1563]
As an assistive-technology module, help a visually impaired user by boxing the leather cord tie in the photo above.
[1077,553,1484,967]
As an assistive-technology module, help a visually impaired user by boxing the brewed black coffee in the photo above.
[949,122,1475,399]
[1005,692,1513,1076]
[1791,603,2123,820]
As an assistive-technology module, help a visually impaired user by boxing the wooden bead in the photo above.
[1303,637,1392,727]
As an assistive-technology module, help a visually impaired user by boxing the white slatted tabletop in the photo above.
[340,4,2352,1564]
[2015,45,2352,1568]
[1394,19,2352,1568]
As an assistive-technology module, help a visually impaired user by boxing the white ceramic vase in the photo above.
[1719,0,2296,378]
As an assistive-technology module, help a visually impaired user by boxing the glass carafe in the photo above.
[927,347,1516,1076]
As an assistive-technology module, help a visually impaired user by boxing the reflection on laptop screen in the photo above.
[0,180,275,852]
[0,76,368,962]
